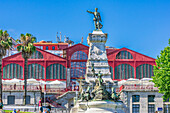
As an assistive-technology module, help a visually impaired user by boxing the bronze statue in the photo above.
[91,63,103,86]
[80,90,85,101]
[111,87,120,102]
[87,8,103,30]
[84,86,91,101]
[78,63,121,101]
[97,71,103,86]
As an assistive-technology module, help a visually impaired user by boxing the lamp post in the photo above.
[44,90,46,106]
[19,81,21,90]
[44,81,46,106]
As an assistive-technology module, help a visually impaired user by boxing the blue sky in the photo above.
[0,0,170,58]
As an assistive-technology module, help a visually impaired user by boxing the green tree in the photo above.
[152,39,170,101]
[0,30,12,99]
[17,33,36,105]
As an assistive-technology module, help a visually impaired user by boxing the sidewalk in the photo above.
[3,105,69,113]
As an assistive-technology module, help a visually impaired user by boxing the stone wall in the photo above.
[121,91,164,113]
[2,91,41,105]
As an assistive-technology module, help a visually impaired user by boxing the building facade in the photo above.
[2,42,156,84]
[2,48,67,82]
[119,79,170,113]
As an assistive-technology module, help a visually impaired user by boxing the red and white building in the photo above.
[2,40,156,86]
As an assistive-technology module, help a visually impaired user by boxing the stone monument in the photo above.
[71,63,125,113]
[85,8,112,82]
[70,8,126,113]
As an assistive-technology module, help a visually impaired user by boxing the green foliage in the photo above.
[152,39,170,101]
[0,30,13,56]
[17,33,36,58]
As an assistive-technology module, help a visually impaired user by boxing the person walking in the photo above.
[34,104,37,112]
[12,109,16,113]
[0,99,3,113]
[39,98,43,113]
[46,103,51,113]
[17,109,20,113]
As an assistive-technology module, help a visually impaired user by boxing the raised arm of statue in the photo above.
[87,10,94,14]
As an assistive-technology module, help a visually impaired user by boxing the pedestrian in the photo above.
[39,98,43,113]
[46,103,51,113]
[0,99,3,113]
[43,109,47,113]
[17,109,20,113]
[34,104,37,112]
[12,109,16,113]
[14,84,16,90]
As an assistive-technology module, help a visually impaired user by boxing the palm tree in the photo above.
[0,30,12,99]
[17,33,36,105]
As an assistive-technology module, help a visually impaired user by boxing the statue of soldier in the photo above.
[111,87,120,102]
[84,86,91,101]
[91,64,103,86]
[97,71,103,86]
[87,8,103,30]
[80,90,85,101]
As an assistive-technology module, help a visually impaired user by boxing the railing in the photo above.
[2,85,73,93]
[2,85,41,91]
[119,85,158,91]
[43,88,70,94]
[46,97,64,108]
[45,88,73,108]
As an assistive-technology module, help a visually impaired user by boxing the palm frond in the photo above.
[17,33,36,58]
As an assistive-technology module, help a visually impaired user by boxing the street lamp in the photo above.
[43,81,46,106]
[44,90,46,106]
[19,81,21,90]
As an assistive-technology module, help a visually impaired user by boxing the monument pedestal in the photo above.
[70,100,126,113]
[85,30,112,82]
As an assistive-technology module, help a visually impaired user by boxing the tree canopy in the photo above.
[0,30,12,56]
[17,33,36,58]
[152,39,170,101]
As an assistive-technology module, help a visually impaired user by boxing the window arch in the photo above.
[29,51,43,59]
[46,46,49,50]
[116,51,133,59]
[28,64,44,79]
[52,46,55,50]
[115,64,134,79]
[3,64,23,79]
[46,64,66,79]
[71,51,88,60]
[136,64,153,79]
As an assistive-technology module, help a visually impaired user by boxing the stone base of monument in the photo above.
[70,100,126,113]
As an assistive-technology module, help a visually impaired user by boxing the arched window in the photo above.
[70,51,87,79]
[46,64,66,79]
[136,64,153,79]
[3,64,23,79]
[71,62,86,79]
[115,64,134,79]
[110,66,113,79]
[46,46,49,50]
[71,51,88,60]
[52,46,55,50]
[29,51,43,59]
[28,64,44,79]
[116,51,133,59]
